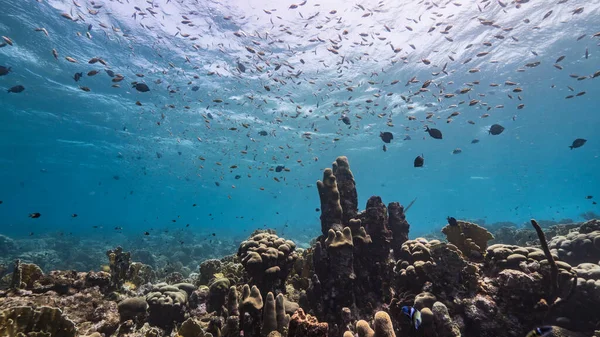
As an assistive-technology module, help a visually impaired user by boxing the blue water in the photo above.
[0,0,599,247]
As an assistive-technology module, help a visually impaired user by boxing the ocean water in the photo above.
[0,0,598,249]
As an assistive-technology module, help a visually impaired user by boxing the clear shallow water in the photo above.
[0,0,598,242]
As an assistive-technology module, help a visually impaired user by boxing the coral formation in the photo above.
[199,259,222,285]
[238,231,299,296]
[107,247,132,290]
[145,283,192,329]
[549,229,600,265]
[288,308,328,337]
[0,306,77,337]
[118,297,148,322]
[442,220,494,259]
[208,277,231,314]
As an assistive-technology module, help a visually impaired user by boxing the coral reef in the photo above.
[0,156,599,337]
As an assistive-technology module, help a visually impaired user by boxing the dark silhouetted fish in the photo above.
[447,216,458,226]
[471,139,480,144]
[341,115,351,125]
[404,135,411,140]
[29,212,41,218]
[7,85,24,93]
[133,82,150,92]
[192,86,200,91]
[105,69,115,77]
[489,124,505,135]
[275,165,285,172]
[258,130,268,136]
[0,65,11,76]
[237,62,246,72]
[380,131,393,143]
[414,154,424,167]
[425,126,442,139]
[73,72,83,82]
[569,138,586,149]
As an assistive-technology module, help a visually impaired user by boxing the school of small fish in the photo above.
[0,0,597,213]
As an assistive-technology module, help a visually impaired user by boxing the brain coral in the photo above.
[145,283,190,328]
[238,231,298,295]
[548,230,600,265]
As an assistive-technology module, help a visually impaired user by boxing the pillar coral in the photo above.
[311,156,412,331]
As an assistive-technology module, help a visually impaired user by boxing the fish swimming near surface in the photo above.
[525,326,553,337]
[237,61,246,73]
[489,124,505,135]
[380,131,393,143]
[133,82,150,92]
[7,85,25,93]
[29,212,41,218]
[414,154,424,167]
[425,126,443,139]
[471,139,480,144]
[0,65,11,76]
[275,165,285,172]
[341,115,351,125]
[401,306,422,330]
[569,138,586,149]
